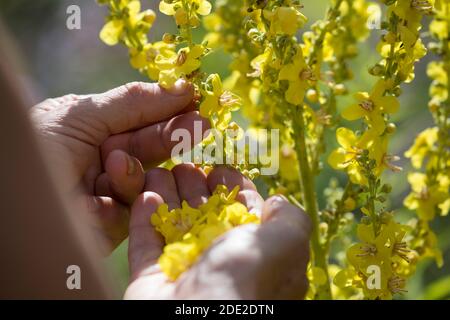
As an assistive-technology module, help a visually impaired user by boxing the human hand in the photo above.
[125,165,311,300]
[30,81,209,253]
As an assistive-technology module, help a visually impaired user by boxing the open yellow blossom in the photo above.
[263,6,307,36]
[200,74,241,131]
[129,41,175,80]
[156,45,205,88]
[278,49,315,106]
[342,80,399,134]
[404,173,449,220]
[328,128,375,185]
[404,127,438,169]
[100,0,155,46]
[159,0,212,26]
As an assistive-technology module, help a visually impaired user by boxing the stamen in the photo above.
[383,154,403,172]
[393,242,411,262]
[176,51,187,66]
[219,91,240,108]
[388,275,407,294]
[356,244,377,257]
[411,0,433,14]
[359,100,374,112]
[300,68,316,81]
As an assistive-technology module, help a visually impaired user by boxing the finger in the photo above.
[258,195,312,299]
[104,150,145,204]
[86,196,129,253]
[207,166,264,216]
[90,80,195,140]
[172,163,210,208]
[145,168,180,210]
[101,111,210,170]
[94,173,113,198]
[128,192,165,281]
[262,195,312,233]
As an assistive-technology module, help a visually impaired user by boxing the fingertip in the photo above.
[164,79,194,97]
[172,163,210,208]
[206,165,256,193]
[130,192,164,230]
[105,150,145,204]
[262,196,312,234]
[105,149,128,176]
[132,192,164,217]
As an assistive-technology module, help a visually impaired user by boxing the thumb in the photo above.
[90,80,194,140]
[128,192,165,281]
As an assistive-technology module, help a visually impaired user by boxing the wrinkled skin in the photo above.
[31,81,311,299]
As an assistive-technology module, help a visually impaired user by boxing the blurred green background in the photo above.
[1,0,448,299]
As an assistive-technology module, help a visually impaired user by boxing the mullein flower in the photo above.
[404,127,439,169]
[159,0,212,26]
[342,80,399,135]
[100,0,155,46]
[263,6,307,36]
[199,74,241,131]
[155,45,205,88]
[404,173,449,220]
[278,49,316,106]
[151,185,260,280]
[328,128,376,185]
[129,41,176,81]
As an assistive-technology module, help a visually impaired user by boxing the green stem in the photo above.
[293,105,332,300]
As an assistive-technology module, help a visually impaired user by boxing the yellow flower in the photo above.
[347,223,392,271]
[342,80,399,134]
[156,45,205,88]
[199,74,241,131]
[100,0,155,46]
[159,0,212,26]
[129,41,176,80]
[151,185,260,280]
[159,236,201,280]
[263,6,307,36]
[100,20,125,46]
[278,49,315,106]
[328,128,374,185]
[429,18,449,40]
[392,0,433,31]
[345,217,411,299]
[404,172,449,220]
[404,127,438,169]
[428,61,449,101]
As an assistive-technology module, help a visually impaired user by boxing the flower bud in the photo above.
[306,89,319,102]
[386,123,396,134]
[163,33,176,44]
[333,84,347,95]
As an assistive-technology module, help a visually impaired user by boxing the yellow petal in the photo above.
[342,104,366,121]
[377,96,399,114]
[328,149,348,170]
[196,0,212,15]
[159,1,176,15]
[336,127,357,149]
[285,81,306,105]
[99,20,124,46]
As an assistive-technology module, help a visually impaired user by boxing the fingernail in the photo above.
[127,155,137,176]
[167,79,191,96]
